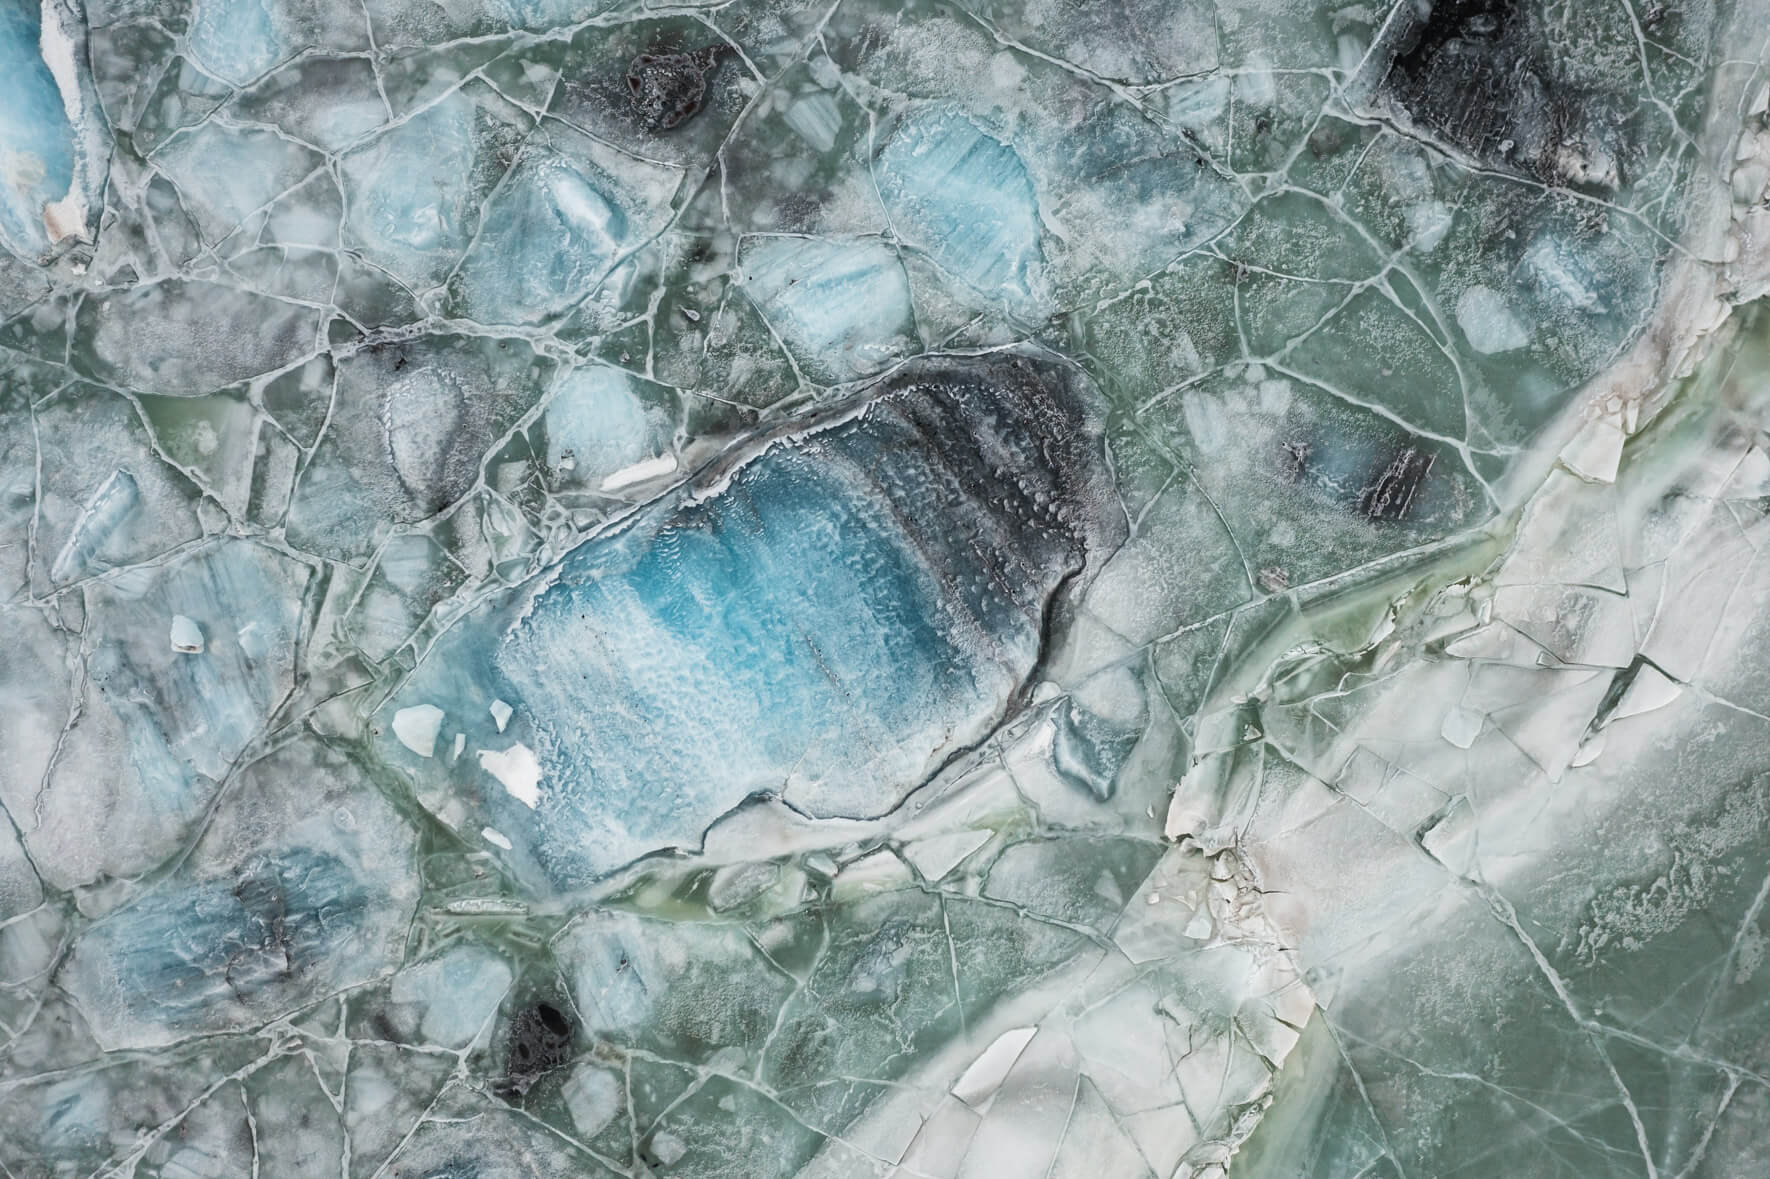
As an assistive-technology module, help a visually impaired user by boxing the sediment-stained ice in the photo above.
[3,0,1770,1176]
[60,736,419,1051]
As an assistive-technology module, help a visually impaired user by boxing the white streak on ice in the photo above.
[952,1026,1039,1109]
[597,453,677,492]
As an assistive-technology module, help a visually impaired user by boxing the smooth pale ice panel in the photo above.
[152,122,323,244]
[340,84,528,289]
[381,352,1120,892]
[387,945,514,1049]
[185,0,281,84]
[539,365,674,489]
[738,235,918,381]
[450,128,679,325]
[876,108,1048,321]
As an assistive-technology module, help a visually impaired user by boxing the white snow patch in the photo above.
[952,1026,1039,1108]
[481,827,513,850]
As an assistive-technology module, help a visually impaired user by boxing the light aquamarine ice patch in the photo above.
[0,0,107,261]
[739,235,918,381]
[875,107,1048,322]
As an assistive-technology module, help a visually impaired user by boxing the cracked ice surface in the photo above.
[0,0,1768,1176]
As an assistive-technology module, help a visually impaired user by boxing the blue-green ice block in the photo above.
[380,351,1124,893]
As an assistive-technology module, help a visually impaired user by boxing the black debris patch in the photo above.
[499,1000,575,1099]
[1359,446,1437,521]
[1356,0,1625,190]
[626,46,725,131]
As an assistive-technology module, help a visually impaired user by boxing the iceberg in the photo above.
[379,351,1122,891]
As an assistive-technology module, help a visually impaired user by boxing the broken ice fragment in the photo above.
[393,705,444,758]
[11,541,306,892]
[49,469,139,584]
[539,364,679,496]
[479,742,542,809]
[339,82,528,289]
[168,614,204,654]
[449,124,679,325]
[738,235,919,381]
[286,334,554,560]
[186,0,284,85]
[489,699,513,732]
[79,280,324,397]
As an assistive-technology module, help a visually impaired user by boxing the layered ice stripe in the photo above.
[381,351,1123,893]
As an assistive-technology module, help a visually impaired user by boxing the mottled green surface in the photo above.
[1,0,1769,1176]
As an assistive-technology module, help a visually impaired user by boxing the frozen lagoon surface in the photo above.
[1,3,1770,1178]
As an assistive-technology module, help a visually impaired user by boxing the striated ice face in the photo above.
[2,0,1770,1177]
[380,352,1122,892]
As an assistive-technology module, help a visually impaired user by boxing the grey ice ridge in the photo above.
[0,0,1768,1177]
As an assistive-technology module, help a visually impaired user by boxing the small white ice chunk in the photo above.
[169,614,205,654]
[478,743,542,808]
[393,705,444,758]
[481,827,513,850]
[489,699,513,732]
